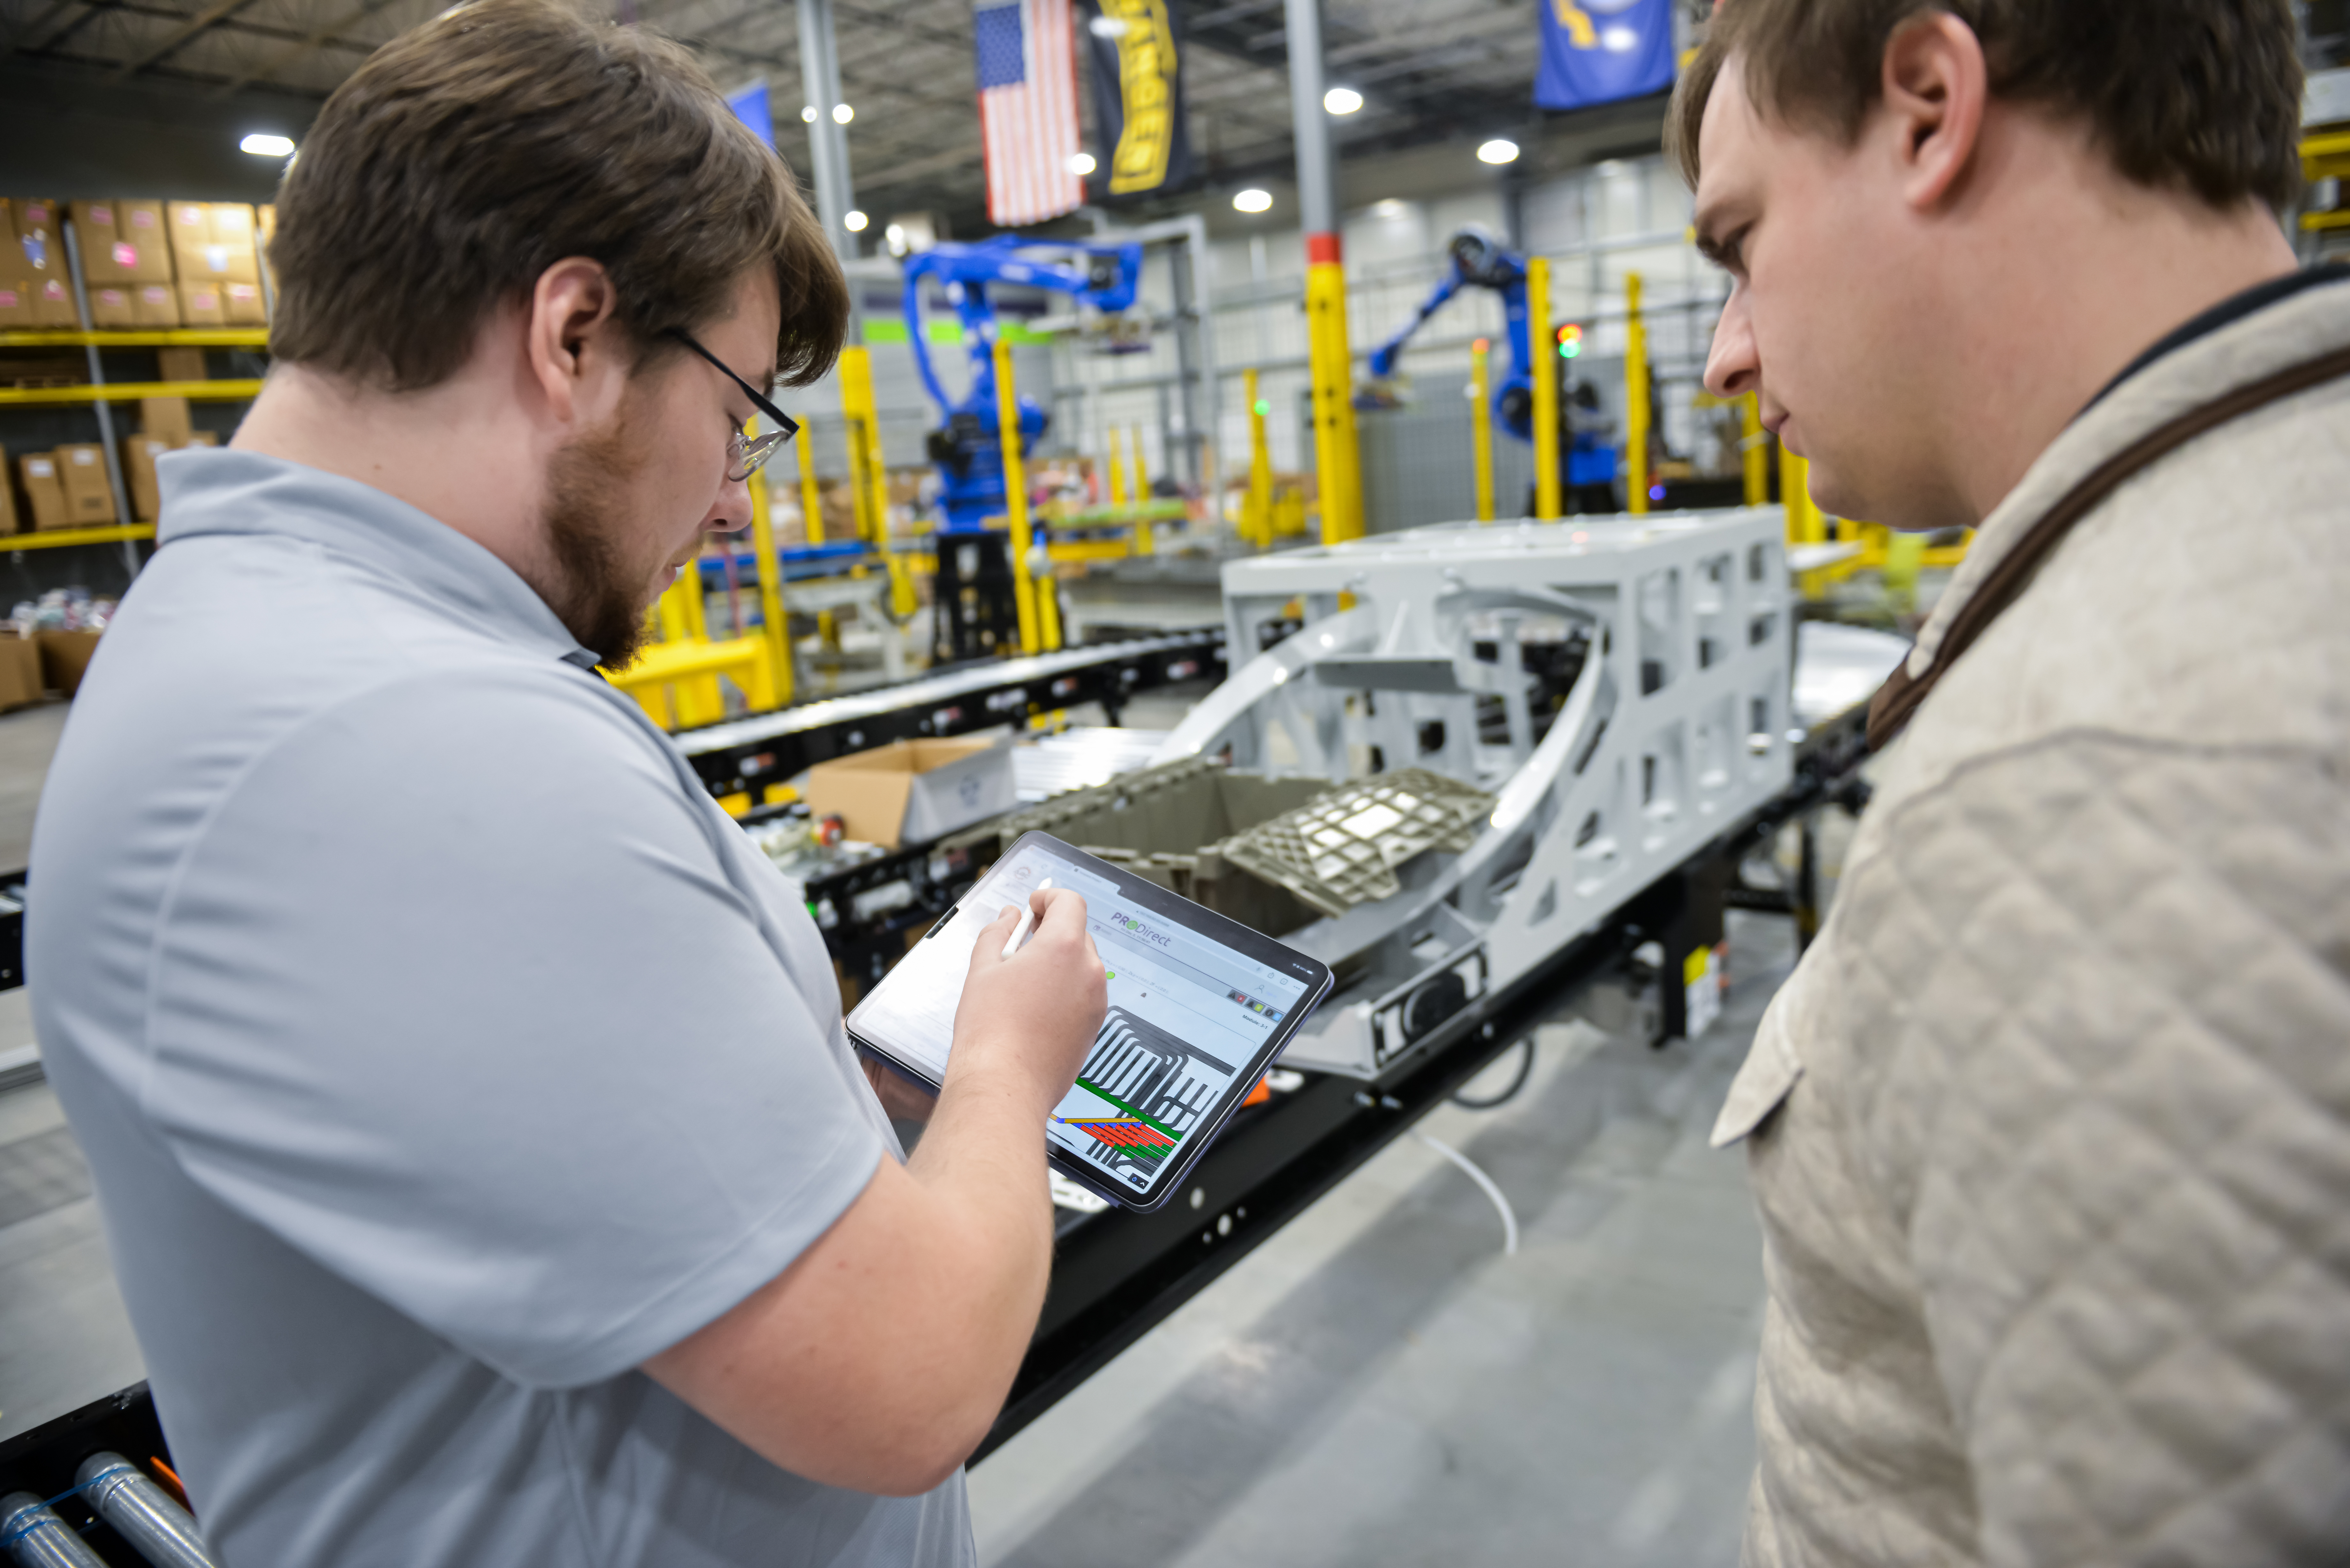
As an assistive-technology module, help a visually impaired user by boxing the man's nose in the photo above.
[1704,292,1759,400]
[707,472,754,536]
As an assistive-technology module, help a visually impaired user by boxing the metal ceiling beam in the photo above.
[0,0,84,61]
[208,0,400,93]
[113,0,263,78]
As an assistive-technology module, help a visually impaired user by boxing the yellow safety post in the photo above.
[837,346,877,543]
[1528,257,1560,520]
[1245,368,1273,548]
[1626,271,1650,515]
[795,418,825,546]
[1129,425,1154,554]
[1741,391,1767,508]
[747,418,794,711]
[1106,425,1127,507]
[1470,337,1495,523]
[1303,239,1362,542]
[1782,447,1830,600]
[992,337,1044,653]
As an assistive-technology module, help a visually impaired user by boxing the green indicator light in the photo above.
[1252,400,1270,416]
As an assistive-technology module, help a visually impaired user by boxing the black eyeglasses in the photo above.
[666,327,800,482]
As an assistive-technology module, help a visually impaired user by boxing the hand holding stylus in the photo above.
[1000,879,1052,958]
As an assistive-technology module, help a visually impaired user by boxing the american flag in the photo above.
[974,0,1085,228]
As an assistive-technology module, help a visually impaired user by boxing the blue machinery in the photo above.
[1359,226,1617,498]
[901,237,1145,534]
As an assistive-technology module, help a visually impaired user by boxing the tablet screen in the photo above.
[848,834,1318,1201]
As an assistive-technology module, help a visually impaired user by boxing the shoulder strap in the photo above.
[1867,341,2350,750]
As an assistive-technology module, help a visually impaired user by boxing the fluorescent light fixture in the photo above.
[1232,187,1273,213]
[802,104,818,123]
[1477,138,1520,165]
[831,102,854,124]
[1068,151,1097,176]
[239,133,295,157]
[1323,86,1363,115]
[844,209,869,232]
[1371,198,1407,218]
[1088,13,1129,35]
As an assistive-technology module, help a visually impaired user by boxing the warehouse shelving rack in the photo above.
[0,219,270,571]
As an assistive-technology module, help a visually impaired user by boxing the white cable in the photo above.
[1417,1132,1519,1255]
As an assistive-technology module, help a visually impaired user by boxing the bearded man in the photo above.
[28,3,1106,1563]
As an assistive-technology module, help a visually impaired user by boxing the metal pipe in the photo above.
[1282,0,1335,237]
[0,1493,110,1568]
[74,1455,217,1568]
[795,0,856,262]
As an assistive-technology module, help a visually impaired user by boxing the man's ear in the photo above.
[1879,11,1988,212]
[523,257,621,427]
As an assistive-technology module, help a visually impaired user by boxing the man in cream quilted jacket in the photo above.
[1676,1,2348,1564]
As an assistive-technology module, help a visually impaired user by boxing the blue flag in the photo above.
[726,79,773,146]
[1534,0,1675,111]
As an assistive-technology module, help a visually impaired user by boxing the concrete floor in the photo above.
[0,677,1831,1567]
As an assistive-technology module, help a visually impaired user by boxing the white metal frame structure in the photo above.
[1152,510,1794,1077]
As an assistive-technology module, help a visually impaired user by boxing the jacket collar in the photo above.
[1903,270,2350,683]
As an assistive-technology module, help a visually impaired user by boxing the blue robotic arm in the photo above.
[899,237,1142,533]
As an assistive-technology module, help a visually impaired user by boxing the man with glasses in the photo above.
[26,3,1106,1564]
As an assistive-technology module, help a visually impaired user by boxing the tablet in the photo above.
[845,831,1334,1212]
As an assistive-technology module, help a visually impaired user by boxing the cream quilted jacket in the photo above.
[1712,271,2350,1567]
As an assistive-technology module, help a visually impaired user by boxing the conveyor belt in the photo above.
[674,629,1224,801]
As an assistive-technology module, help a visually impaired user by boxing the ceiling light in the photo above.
[239,133,295,157]
[1601,24,1637,51]
[1477,138,1520,165]
[1323,86,1363,115]
[1371,198,1406,218]
[831,102,854,124]
[1088,14,1129,35]
[1232,187,1273,213]
[1068,151,1097,176]
[844,209,869,232]
[801,104,818,123]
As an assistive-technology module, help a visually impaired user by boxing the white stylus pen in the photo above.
[1001,879,1052,958]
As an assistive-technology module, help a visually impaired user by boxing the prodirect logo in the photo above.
[1108,909,1176,951]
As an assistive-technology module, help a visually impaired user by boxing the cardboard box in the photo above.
[72,200,173,284]
[176,283,223,327]
[55,443,115,525]
[166,200,211,266]
[124,435,172,521]
[30,277,77,328]
[0,281,29,328]
[0,445,14,535]
[87,286,135,329]
[156,346,206,381]
[36,629,101,697]
[0,636,41,712]
[140,396,192,444]
[802,736,1018,850]
[10,200,61,281]
[221,280,265,325]
[18,454,68,531]
[255,203,276,292]
[133,282,179,328]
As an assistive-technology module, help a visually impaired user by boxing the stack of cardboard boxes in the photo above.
[0,197,269,330]
[3,396,211,534]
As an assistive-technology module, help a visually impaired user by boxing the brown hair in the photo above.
[268,0,846,391]
[1670,0,2305,211]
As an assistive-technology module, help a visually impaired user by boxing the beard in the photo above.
[541,419,659,670]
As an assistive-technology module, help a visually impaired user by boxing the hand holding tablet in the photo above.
[851,833,1334,1211]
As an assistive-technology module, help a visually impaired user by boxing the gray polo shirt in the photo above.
[28,449,973,1566]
